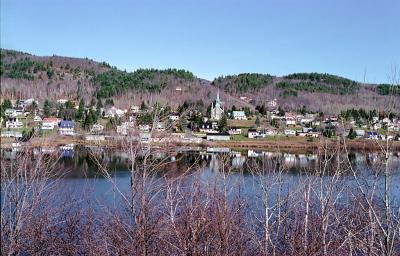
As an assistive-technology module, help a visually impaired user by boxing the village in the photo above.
[1,91,400,147]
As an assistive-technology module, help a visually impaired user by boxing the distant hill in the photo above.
[1,49,398,114]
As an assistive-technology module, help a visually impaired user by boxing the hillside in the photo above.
[1,49,399,113]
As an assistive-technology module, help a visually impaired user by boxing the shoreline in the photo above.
[1,136,399,153]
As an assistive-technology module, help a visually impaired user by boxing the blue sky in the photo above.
[1,0,399,83]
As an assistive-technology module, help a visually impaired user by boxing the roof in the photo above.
[43,117,59,122]
[206,132,230,136]
[60,120,75,128]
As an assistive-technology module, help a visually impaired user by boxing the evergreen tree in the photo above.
[83,110,95,130]
[140,101,147,111]
[218,114,228,132]
[96,99,103,116]
[43,99,52,117]
[255,115,261,127]
[348,128,357,139]
[75,99,85,121]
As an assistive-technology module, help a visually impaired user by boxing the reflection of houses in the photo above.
[232,155,246,168]
[209,154,220,172]
[247,150,264,158]
[1,130,22,138]
[60,144,75,158]
[283,153,296,168]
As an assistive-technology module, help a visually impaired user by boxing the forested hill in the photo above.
[1,49,399,113]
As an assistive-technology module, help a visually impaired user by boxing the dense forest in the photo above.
[93,68,195,98]
[377,84,400,96]
[212,73,273,92]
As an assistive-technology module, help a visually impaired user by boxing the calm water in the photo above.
[2,145,400,207]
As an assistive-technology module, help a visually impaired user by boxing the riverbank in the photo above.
[1,135,399,153]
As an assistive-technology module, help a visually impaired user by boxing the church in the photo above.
[211,91,224,120]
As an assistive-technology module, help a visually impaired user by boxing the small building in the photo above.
[248,129,264,139]
[139,132,151,143]
[104,106,125,118]
[117,122,135,135]
[284,129,296,136]
[57,99,69,105]
[5,109,23,118]
[355,129,365,138]
[1,130,22,138]
[130,105,140,113]
[367,131,379,140]
[90,124,104,133]
[139,124,151,131]
[200,122,218,133]
[42,117,60,131]
[33,116,42,122]
[232,111,247,120]
[59,120,75,136]
[285,119,296,126]
[5,118,23,129]
[206,132,231,141]
[169,112,180,121]
[228,127,242,135]
[155,122,165,131]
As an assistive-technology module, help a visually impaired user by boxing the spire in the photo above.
[217,90,220,101]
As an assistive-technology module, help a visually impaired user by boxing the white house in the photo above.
[228,127,242,135]
[117,122,135,135]
[90,124,104,133]
[232,111,246,120]
[206,133,230,141]
[284,129,296,136]
[105,106,125,118]
[155,122,165,131]
[285,119,296,126]
[41,117,60,131]
[355,129,365,137]
[200,122,217,133]
[5,118,23,129]
[5,109,22,118]
[169,113,180,121]
[57,99,69,105]
[131,105,140,113]
[248,129,264,139]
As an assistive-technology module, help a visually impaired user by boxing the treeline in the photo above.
[284,72,359,87]
[276,80,359,97]
[94,68,195,98]
[212,73,273,92]
[377,84,400,96]
[340,108,397,122]
[0,56,56,80]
